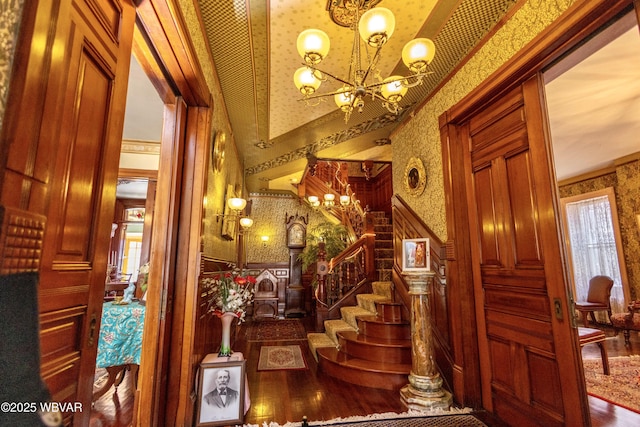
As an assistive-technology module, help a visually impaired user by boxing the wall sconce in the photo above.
[216,197,251,223]
[261,235,269,247]
[227,197,247,211]
[239,217,254,229]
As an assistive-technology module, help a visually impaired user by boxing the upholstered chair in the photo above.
[574,275,614,327]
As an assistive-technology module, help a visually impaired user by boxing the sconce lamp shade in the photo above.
[261,235,269,242]
[239,217,254,229]
[294,67,322,96]
[359,7,395,48]
[402,38,436,73]
[380,76,408,102]
[227,197,247,211]
[297,29,330,65]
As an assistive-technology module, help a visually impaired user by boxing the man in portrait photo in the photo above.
[199,368,240,423]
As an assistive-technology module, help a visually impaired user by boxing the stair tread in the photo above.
[338,330,411,347]
[317,347,411,374]
[357,314,409,325]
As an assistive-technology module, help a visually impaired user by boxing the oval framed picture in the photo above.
[212,131,226,172]
[403,157,426,196]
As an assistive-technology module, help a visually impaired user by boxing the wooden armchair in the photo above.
[574,275,614,327]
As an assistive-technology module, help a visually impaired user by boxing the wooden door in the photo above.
[1,0,136,425]
[462,77,588,426]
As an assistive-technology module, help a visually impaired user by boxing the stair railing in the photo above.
[316,233,375,308]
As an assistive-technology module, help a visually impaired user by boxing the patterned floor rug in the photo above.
[244,409,487,427]
[583,355,640,413]
[258,345,307,371]
[246,319,307,342]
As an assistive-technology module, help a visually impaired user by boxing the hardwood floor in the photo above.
[89,318,640,426]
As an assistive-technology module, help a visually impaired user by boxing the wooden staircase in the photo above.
[371,211,393,282]
[307,281,412,390]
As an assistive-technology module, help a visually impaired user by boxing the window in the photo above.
[561,188,630,318]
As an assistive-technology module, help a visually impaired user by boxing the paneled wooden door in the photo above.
[462,76,588,426]
[35,0,136,425]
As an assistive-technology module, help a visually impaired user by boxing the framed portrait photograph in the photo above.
[402,238,430,273]
[196,360,246,426]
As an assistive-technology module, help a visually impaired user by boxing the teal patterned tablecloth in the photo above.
[96,302,145,368]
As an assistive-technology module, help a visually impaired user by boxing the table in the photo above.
[92,301,145,401]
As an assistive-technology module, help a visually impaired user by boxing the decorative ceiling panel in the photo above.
[195,0,519,192]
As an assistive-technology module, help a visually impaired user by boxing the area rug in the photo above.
[582,355,640,413]
[258,345,307,371]
[243,408,487,427]
[247,319,307,342]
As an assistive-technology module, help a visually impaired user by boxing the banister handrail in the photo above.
[329,234,368,271]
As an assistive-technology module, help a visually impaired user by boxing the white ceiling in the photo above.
[545,26,640,181]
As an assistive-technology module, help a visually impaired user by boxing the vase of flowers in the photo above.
[202,270,256,356]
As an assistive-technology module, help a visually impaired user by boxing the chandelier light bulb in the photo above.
[334,87,354,111]
[358,7,395,48]
[323,193,335,207]
[380,76,408,102]
[402,38,436,73]
[294,67,322,95]
[297,29,330,64]
[340,195,350,206]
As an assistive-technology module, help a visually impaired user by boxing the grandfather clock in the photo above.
[285,212,308,317]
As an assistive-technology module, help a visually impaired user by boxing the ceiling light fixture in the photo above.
[293,1,436,123]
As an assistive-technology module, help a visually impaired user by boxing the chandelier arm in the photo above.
[358,45,384,85]
[299,87,353,101]
[306,64,353,87]
[362,71,434,92]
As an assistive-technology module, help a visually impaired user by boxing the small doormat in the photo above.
[258,345,307,371]
[247,319,307,341]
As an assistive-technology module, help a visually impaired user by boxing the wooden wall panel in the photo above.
[390,195,451,387]
[0,0,136,424]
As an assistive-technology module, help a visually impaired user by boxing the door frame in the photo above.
[440,0,638,421]
[131,2,212,425]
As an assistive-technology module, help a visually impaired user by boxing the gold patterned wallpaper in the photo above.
[179,0,246,262]
[559,159,640,301]
[0,0,25,132]
[391,0,576,242]
[244,194,326,264]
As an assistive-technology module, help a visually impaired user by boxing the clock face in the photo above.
[288,223,305,247]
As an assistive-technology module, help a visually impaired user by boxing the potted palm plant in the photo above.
[298,221,348,278]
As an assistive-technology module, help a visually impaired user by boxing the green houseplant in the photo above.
[298,221,348,274]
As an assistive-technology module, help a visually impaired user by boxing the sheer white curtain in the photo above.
[565,195,625,319]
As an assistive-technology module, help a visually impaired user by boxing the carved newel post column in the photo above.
[400,271,452,411]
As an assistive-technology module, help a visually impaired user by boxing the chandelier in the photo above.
[293,0,436,123]
[308,193,351,209]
